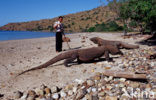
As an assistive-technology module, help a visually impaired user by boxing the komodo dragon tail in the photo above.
[17,51,73,76]
[120,42,139,49]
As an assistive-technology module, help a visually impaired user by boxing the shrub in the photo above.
[87,27,95,32]
[87,21,123,32]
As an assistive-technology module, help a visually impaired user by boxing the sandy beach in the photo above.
[0,32,149,98]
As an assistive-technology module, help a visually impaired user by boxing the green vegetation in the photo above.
[119,0,156,34]
[87,21,123,32]
[100,0,156,34]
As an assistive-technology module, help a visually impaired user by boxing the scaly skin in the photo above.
[90,37,139,49]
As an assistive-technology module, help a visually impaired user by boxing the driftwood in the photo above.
[103,70,147,80]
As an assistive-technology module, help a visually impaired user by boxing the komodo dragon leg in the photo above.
[64,54,77,67]
[104,50,111,61]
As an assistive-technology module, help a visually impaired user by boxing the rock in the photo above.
[106,85,113,90]
[45,88,51,94]
[13,90,23,99]
[85,94,92,100]
[87,80,95,87]
[98,91,105,97]
[74,79,84,84]
[108,76,113,81]
[95,72,101,76]
[98,87,102,92]
[75,89,87,99]
[73,87,78,93]
[99,97,105,100]
[120,94,130,100]
[28,90,36,97]
[92,94,99,100]
[94,76,101,81]
[40,84,47,90]
[60,91,66,98]
[51,86,59,93]
[35,88,44,96]
[120,78,126,82]
[105,96,118,100]
[35,96,46,100]
[129,82,140,88]
[119,83,125,88]
[27,96,35,100]
[68,90,73,96]
[91,88,97,93]
[87,87,92,93]
[41,97,47,100]
[20,91,28,99]
[52,93,59,99]
[146,84,152,89]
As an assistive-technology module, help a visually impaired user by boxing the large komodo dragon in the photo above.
[90,37,139,49]
[18,45,123,76]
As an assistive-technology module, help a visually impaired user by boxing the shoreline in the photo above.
[0,31,123,42]
[0,30,74,42]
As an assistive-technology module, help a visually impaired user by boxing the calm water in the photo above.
[0,31,57,41]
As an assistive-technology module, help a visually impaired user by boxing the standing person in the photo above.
[53,16,65,52]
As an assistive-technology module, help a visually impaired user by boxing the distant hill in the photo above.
[0,6,118,33]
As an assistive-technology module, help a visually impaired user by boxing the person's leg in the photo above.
[56,32,60,52]
[56,32,62,52]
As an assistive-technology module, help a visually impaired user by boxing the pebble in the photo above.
[75,89,87,99]
[27,96,35,100]
[129,82,140,88]
[105,96,118,100]
[28,90,36,97]
[35,88,44,96]
[98,91,105,97]
[92,94,99,100]
[91,88,97,93]
[20,91,27,99]
[73,87,77,93]
[51,86,59,93]
[44,88,51,94]
[87,87,92,93]
[68,90,73,95]
[60,91,66,98]
[14,91,23,99]
[120,78,126,82]
[52,93,59,99]
[87,80,95,87]
[74,79,84,84]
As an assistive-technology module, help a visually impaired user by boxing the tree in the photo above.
[100,0,129,35]
[119,2,130,35]
[126,0,156,34]
[100,0,156,34]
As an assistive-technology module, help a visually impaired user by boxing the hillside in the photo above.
[0,6,118,33]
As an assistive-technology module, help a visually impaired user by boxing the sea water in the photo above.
[0,31,57,41]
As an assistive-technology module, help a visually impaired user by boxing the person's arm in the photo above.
[53,21,60,29]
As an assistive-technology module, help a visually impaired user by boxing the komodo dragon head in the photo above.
[90,37,102,46]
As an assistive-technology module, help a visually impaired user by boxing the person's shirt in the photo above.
[53,21,64,32]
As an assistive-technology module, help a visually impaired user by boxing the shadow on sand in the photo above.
[137,33,156,46]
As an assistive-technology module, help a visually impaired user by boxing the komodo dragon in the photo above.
[18,45,123,76]
[90,37,139,49]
